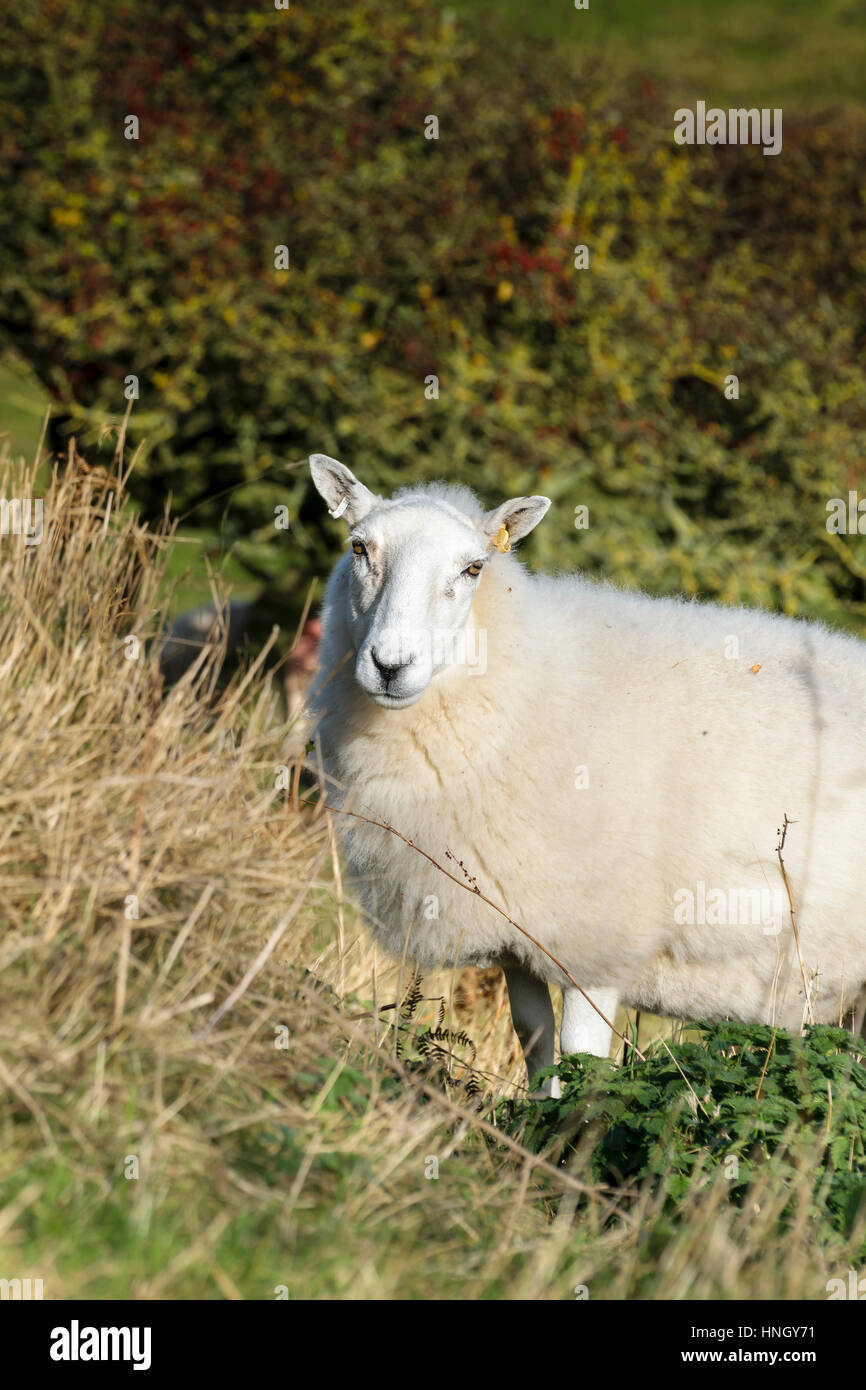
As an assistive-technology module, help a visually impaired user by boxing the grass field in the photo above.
[452,0,866,111]
[0,359,47,464]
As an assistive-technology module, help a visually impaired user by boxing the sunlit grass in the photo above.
[452,0,866,112]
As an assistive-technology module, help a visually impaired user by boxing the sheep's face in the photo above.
[310,455,550,710]
[346,502,487,708]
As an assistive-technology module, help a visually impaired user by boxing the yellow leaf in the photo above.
[51,207,82,227]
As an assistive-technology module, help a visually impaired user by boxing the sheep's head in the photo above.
[310,455,550,709]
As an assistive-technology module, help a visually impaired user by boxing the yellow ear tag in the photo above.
[494,524,511,554]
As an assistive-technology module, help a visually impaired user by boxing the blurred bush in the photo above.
[1,0,865,628]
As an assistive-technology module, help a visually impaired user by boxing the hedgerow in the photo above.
[1,0,865,630]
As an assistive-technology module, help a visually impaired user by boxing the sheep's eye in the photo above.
[352,540,366,557]
[464,561,484,578]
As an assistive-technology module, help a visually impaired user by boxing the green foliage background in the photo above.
[0,0,865,629]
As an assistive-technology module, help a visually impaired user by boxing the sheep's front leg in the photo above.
[560,985,619,1059]
[504,964,560,1099]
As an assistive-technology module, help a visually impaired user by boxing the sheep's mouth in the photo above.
[364,687,426,710]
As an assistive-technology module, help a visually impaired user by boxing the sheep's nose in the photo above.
[371,648,412,683]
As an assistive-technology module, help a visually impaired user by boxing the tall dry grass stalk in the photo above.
[0,441,561,1295]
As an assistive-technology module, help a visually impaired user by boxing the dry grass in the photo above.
[0,439,859,1299]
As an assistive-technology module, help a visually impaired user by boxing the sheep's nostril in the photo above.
[371,651,401,682]
[371,649,411,682]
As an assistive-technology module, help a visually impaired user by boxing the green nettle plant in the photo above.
[1,0,865,631]
[505,1022,866,1257]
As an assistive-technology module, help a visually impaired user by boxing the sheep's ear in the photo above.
[309,454,380,525]
[479,495,551,552]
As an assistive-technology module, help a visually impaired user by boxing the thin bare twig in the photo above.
[776,815,815,1027]
[326,811,346,1004]
[755,1028,777,1101]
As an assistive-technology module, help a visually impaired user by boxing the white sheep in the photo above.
[308,454,866,1096]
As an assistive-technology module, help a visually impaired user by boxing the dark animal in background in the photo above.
[159,599,321,716]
